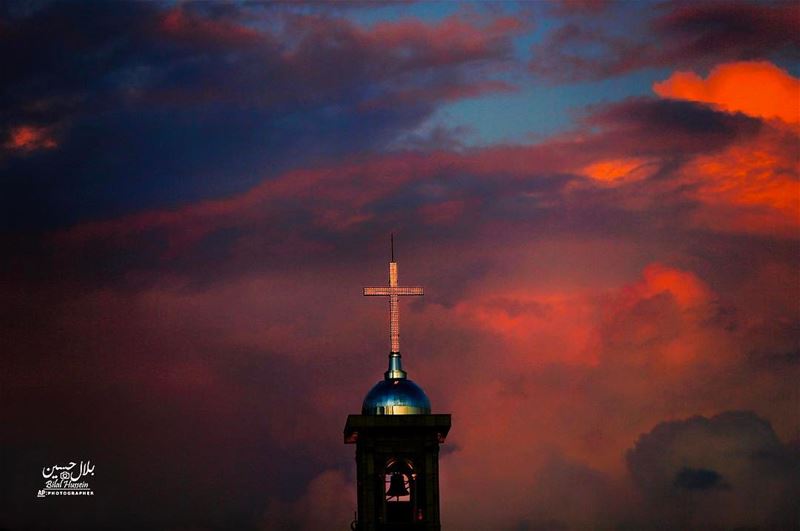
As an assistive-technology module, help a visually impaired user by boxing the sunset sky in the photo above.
[1,1,798,529]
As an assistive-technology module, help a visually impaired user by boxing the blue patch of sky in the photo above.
[419,67,670,147]
[342,1,670,146]
[397,1,675,146]
[422,31,673,148]
[345,1,461,26]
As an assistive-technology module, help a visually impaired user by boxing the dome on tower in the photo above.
[362,378,431,415]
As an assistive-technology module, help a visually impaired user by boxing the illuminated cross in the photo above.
[363,235,424,362]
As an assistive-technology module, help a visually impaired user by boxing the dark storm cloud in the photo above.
[626,411,800,528]
[584,97,763,156]
[655,1,799,62]
[530,0,800,82]
[673,467,726,490]
[0,1,517,229]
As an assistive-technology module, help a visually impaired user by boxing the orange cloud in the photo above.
[651,63,800,236]
[680,126,799,237]
[4,125,57,152]
[653,61,800,124]
[456,263,721,370]
[580,157,657,185]
[624,263,712,310]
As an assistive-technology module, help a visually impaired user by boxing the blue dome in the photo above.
[362,378,431,415]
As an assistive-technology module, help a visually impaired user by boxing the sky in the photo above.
[1,1,798,530]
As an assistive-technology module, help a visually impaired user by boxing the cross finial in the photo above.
[363,236,424,379]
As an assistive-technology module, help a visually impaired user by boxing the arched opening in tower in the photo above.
[383,458,419,523]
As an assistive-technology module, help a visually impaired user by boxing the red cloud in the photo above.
[654,61,800,124]
[158,6,263,47]
[618,263,712,310]
[4,125,57,152]
[599,263,723,367]
[274,12,521,111]
[367,14,524,66]
[451,262,719,370]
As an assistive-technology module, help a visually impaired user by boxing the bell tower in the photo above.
[344,237,451,530]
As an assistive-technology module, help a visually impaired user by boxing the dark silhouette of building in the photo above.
[345,241,451,530]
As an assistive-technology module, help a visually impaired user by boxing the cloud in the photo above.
[530,1,800,82]
[579,157,657,185]
[584,97,763,156]
[653,61,800,124]
[452,261,724,374]
[626,411,800,528]
[672,467,727,490]
[3,124,57,152]
[648,64,800,237]
[0,2,519,229]
[24,90,789,306]
[157,6,263,48]
[4,216,798,530]
[423,245,796,530]
[676,124,799,237]
[655,1,800,64]
[514,454,623,530]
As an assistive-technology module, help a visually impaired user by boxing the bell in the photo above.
[386,472,409,497]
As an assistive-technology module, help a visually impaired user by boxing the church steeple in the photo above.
[345,238,451,531]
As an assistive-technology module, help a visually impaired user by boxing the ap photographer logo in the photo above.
[37,460,95,497]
